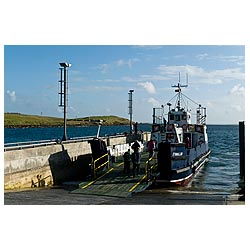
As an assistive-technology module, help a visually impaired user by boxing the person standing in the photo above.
[123,149,131,175]
[185,137,191,148]
[131,140,140,152]
[147,139,155,158]
[131,150,141,177]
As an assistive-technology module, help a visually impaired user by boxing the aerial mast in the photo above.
[128,89,134,134]
[58,62,71,141]
[172,72,188,109]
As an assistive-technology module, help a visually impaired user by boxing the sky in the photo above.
[4,45,245,124]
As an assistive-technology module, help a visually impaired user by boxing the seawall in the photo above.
[4,132,151,189]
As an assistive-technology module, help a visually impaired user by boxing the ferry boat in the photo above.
[151,73,211,185]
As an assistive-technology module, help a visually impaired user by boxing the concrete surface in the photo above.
[4,187,244,205]
[4,132,151,189]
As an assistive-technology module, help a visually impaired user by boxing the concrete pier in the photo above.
[4,132,151,189]
[4,186,244,205]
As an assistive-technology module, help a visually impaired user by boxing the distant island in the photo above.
[4,113,131,128]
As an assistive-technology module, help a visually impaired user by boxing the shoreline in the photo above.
[4,123,130,129]
[4,123,238,129]
[4,113,136,129]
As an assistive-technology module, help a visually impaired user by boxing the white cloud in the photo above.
[97,64,110,74]
[212,55,245,65]
[140,74,170,81]
[137,81,156,94]
[94,78,121,83]
[116,59,125,67]
[115,58,139,68]
[230,104,243,112]
[93,86,124,91]
[148,97,160,106]
[122,76,138,82]
[7,90,16,102]
[158,65,204,76]
[97,58,139,74]
[229,84,245,96]
[173,54,185,59]
[195,54,244,65]
[203,86,245,124]
[196,53,209,60]
[158,65,244,85]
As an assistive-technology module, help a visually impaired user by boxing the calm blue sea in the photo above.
[189,125,241,194]
[4,124,149,144]
[4,124,241,194]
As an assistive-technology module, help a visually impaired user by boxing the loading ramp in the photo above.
[71,152,156,198]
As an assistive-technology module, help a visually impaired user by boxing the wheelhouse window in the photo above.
[175,115,180,121]
[169,114,174,120]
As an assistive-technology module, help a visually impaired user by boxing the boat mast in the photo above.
[172,72,188,110]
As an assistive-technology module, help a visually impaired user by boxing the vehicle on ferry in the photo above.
[150,73,211,185]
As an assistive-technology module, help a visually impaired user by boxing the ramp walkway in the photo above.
[72,152,154,198]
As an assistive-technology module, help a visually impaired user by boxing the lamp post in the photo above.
[59,62,71,141]
[128,89,134,134]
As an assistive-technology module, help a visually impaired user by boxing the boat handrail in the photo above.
[145,154,158,182]
[93,153,110,178]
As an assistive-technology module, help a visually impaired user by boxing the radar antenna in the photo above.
[171,72,188,109]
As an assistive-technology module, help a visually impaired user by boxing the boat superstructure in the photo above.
[151,73,211,185]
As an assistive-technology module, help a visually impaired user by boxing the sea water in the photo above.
[4,124,135,144]
[4,124,241,194]
[190,125,241,194]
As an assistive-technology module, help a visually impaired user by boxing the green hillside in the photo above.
[4,113,130,128]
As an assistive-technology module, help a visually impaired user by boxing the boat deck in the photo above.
[71,152,152,198]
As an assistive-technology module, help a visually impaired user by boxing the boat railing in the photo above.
[197,115,206,125]
[93,153,110,178]
[145,154,158,182]
[196,106,207,125]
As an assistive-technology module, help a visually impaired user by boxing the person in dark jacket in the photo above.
[123,149,131,175]
[131,151,141,177]
[147,139,155,158]
[131,140,140,153]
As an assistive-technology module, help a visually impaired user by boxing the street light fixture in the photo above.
[59,62,72,68]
